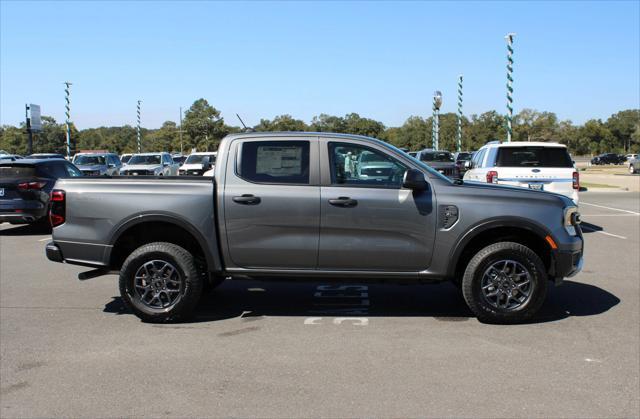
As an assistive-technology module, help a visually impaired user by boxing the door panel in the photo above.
[223,139,320,269]
[319,186,435,270]
[318,140,436,271]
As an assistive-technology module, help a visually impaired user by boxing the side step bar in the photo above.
[78,268,118,281]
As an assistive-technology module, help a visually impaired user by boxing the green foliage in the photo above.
[182,98,226,151]
[1,101,638,157]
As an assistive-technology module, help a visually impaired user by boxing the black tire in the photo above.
[462,242,547,324]
[119,242,203,322]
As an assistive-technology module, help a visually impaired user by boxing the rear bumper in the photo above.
[0,199,47,223]
[45,242,64,262]
[0,207,47,223]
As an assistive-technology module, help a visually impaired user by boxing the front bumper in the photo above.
[550,227,584,282]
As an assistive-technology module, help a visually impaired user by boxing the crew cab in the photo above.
[45,132,583,324]
[463,141,579,203]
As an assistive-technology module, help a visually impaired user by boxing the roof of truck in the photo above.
[225,131,384,143]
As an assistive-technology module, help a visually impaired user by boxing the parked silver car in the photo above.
[119,152,179,176]
[74,153,122,176]
[629,157,639,174]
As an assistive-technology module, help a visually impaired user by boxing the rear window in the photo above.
[456,152,472,160]
[238,141,309,184]
[0,165,36,178]
[421,152,454,162]
[496,147,573,168]
[185,154,216,164]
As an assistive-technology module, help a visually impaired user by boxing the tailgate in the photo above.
[498,167,575,195]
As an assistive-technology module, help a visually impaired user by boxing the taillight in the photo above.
[18,181,47,190]
[49,189,66,227]
[572,171,580,190]
[486,170,498,184]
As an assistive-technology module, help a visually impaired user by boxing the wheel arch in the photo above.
[107,213,221,272]
[448,217,554,282]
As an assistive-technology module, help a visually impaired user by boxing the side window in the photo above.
[475,149,487,168]
[113,155,122,166]
[328,142,407,189]
[64,163,83,177]
[238,141,310,184]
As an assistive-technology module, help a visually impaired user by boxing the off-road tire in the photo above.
[119,242,203,322]
[462,242,547,324]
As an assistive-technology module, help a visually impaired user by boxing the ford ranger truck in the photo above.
[45,132,583,324]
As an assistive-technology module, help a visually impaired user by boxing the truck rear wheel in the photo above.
[462,242,547,324]
[119,242,203,322]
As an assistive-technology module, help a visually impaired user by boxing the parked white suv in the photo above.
[463,141,579,203]
[179,152,216,176]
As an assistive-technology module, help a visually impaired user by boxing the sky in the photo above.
[1,1,639,129]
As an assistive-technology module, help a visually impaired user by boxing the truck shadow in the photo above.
[0,223,51,236]
[103,279,619,325]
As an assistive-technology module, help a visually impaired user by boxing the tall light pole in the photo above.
[433,91,442,150]
[505,33,516,142]
[457,75,463,152]
[179,106,183,154]
[64,82,72,158]
[136,100,142,153]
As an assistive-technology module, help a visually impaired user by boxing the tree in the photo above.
[182,99,226,151]
[254,115,308,132]
[310,114,347,132]
[606,109,640,152]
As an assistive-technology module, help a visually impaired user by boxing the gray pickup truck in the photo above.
[46,132,583,323]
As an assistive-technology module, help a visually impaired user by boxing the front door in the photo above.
[223,138,320,269]
[318,140,436,271]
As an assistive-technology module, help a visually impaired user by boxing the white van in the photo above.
[463,141,579,203]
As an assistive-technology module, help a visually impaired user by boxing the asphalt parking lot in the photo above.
[1,191,638,418]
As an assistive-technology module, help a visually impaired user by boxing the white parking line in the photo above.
[582,214,639,217]
[580,202,640,215]
[580,225,627,240]
[37,237,51,242]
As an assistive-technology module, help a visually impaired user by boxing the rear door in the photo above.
[495,146,576,196]
[318,139,436,271]
[222,138,320,269]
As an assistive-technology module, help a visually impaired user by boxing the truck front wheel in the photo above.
[462,242,547,324]
[119,242,203,322]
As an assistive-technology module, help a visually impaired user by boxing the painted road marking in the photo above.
[581,225,627,240]
[305,284,370,325]
[581,214,638,217]
[37,237,51,242]
[580,202,640,215]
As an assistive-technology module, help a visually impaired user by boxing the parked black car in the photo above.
[590,153,625,165]
[453,151,474,175]
[0,159,83,225]
[415,149,459,178]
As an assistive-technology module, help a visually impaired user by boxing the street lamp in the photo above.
[433,91,443,150]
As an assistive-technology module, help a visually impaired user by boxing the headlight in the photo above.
[564,206,581,236]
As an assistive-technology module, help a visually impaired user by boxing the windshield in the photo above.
[128,155,161,165]
[75,155,106,165]
[456,152,472,160]
[421,152,454,162]
[497,147,573,167]
[121,155,132,163]
[185,154,216,164]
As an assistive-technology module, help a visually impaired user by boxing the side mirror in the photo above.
[108,163,115,168]
[403,169,429,191]
[464,160,472,169]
